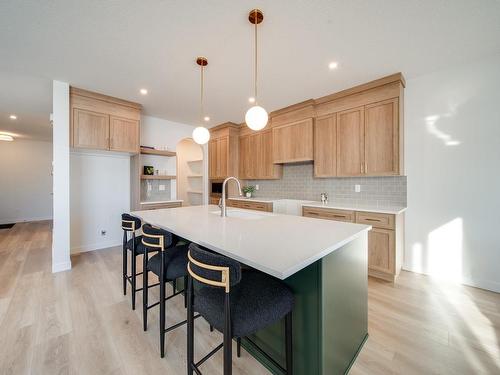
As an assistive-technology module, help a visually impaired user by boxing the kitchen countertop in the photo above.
[131,205,370,279]
[228,196,406,215]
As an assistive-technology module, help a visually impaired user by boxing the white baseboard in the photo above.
[71,239,122,254]
[52,261,72,273]
[0,216,53,225]
[402,265,500,294]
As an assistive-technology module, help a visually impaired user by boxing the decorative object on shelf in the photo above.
[242,185,256,198]
[245,9,268,131]
[192,56,211,145]
[143,166,154,175]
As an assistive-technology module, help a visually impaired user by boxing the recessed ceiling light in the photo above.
[140,88,148,95]
[328,61,339,70]
[248,97,255,103]
[0,134,14,141]
[203,116,210,122]
[9,114,17,120]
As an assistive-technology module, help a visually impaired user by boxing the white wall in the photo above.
[52,80,71,272]
[404,53,500,292]
[140,115,206,202]
[70,151,130,253]
[0,139,53,224]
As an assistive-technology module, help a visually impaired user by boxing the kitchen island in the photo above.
[132,205,371,375]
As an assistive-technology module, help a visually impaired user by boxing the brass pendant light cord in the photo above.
[200,63,204,124]
[254,9,258,105]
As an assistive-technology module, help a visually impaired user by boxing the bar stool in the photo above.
[187,243,294,375]
[142,223,195,358]
[121,213,147,310]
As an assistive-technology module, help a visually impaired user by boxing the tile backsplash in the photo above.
[141,180,172,202]
[245,162,406,208]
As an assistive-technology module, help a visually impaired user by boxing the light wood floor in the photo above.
[0,221,499,374]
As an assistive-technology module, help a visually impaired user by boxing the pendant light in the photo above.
[192,56,211,145]
[245,9,268,131]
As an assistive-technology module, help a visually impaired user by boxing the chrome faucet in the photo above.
[220,176,243,217]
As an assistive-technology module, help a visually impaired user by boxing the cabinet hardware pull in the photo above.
[364,218,379,222]
[365,162,368,173]
[360,163,363,173]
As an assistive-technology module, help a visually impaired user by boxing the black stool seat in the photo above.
[148,244,189,280]
[126,235,146,255]
[195,269,294,337]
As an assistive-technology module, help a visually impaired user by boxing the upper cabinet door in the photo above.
[336,107,365,176]
[314,114,337,177]
[208,140,218,179]
[260,130,282,179]
[364,98,399,175]
[109,116,139,153]
[272,118,314,163]
[217,136,229,178]
[239,135,251,179]
[72,108,109,150]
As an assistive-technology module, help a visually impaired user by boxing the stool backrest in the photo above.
[187,243,241,293]
[142,223,174,250]
[122,214,141,232]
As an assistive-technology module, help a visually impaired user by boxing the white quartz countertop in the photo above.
[131,205,370,279]
[228,196,406,215]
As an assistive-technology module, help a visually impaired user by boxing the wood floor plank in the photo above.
[0,221,499,374]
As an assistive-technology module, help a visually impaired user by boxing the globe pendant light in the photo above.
[245,9,268,131]
[192,56,211,145]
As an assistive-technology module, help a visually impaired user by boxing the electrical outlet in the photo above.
[354,184,361,193]
[255,184,259,191]
[159,184,165,191]
[101,230,107,236]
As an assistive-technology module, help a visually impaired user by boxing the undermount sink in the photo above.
[210,209,265,220]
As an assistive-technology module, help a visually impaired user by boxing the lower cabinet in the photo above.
[140,201,182,210]
[227,199,273,212]
[209,197,220,205]
[303,206,403,281]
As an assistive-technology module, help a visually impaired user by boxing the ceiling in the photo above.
[1,0,500,141]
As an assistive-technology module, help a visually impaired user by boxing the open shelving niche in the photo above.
[176,140,205,207]
[131,147,178,210]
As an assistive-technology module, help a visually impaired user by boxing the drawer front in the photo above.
[302,206,355,222]
[209,197,220,205]
[355,211,394,229]
[141,202,182,211]
[227,200,272,212]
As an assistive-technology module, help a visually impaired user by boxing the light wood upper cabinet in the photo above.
[208,123,239,180]
[364,98,399,175]
[239,130,282,180]
[209,137,229,179]
[336,107,365,176]
[208,140,218,179]
[314,114,337,177]
[72,108,110,150]
[109,116,139,153]
[272,118,314,164]
[217,136,229,178]
[70,87,141,153]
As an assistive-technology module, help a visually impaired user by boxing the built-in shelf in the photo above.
[140,147,176,157]
[187,159,203,163]
[141,175,176,180]
[187,174,203,178]
[187,190,203,194]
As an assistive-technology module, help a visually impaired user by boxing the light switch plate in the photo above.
[255,184,259,191]
[355,184,361,193]
[159,184,165,191]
